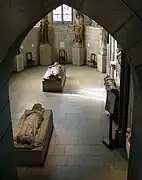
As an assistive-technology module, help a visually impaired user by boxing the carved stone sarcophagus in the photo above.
[13,104,53,166]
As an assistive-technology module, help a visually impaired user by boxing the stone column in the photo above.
[117,51,126,130]
[72,46,85,66]
[13,54,24,72]
[40,44,52,66]
[115,52,130,148]
[128,73,142,180]
[0,59,17,180]
[121,58,130,136]
[97,54,106,73]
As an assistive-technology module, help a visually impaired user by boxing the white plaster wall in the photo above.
[20,27,40,67]
[49,24,74,63]
[49,25,103,64]
[85,26,102,64]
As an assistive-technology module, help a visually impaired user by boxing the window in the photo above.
[53,4,72,22]
[53,6,62,22]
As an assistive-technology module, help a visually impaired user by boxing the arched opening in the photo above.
[1,1,142,180]
[10,8,124,180]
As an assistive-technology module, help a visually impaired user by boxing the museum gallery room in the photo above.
[9,4,129,180]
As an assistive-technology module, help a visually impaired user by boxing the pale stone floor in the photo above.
[9,65,128,180]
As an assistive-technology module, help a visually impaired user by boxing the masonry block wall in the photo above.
[49,24,74,63]
[21,24,103,65]
[85,26,102,63]
[19,10,94,65]
[49,25,103,63]
[20,27,40,68]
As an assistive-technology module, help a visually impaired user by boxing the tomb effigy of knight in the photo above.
[13,103,46,149]
[43,62,62,80]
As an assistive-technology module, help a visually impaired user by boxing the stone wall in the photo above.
[106,35,118,77]
[47,9,93,63]
[48,24,74,63]
[20,27,40,68]
[48,25,103,64]
[48,10,92,26]
[20,10,93,65]
[85,26,102,63]
[0,58,17,180]
[20,23,103,66]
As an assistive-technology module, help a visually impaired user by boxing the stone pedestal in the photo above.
[14,110,53,166]
[42,66,66,92]
[13,54,24,72]
[72,47,85,66]
[40,44,52,66]
[97,54,106,73]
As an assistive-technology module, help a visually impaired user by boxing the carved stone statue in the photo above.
[40,16,49,44]
[73,11,85,47]
[14,103,45,148]
[43,62,62,79]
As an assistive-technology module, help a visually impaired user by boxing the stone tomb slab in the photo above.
[14,110,53,166]
[42,66,66,92]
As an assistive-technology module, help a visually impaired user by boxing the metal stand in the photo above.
[102,114,116,149]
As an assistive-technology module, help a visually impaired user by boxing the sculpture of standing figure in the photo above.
[73,11,85,47]
[40,16,49,44]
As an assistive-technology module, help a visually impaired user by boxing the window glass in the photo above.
[53,6,62,21]
[63,4,72,21]
[53,4,72,22]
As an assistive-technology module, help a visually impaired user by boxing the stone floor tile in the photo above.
[65,145,111,156]
[67,155,103,167]
[44,166,81,180]
[9,65,127,180]
[48,144,66,155]
[55,135,78,145]
[77,137,102,145]
[45,155,68,167]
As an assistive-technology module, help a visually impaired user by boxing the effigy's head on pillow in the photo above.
[32,103,43,112]
[54,62,59,66]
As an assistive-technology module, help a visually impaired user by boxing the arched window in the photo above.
[53,4,72,22]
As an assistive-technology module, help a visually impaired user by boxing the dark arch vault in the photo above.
[1,0,142,180]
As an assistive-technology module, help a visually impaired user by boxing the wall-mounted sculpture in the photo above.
[39,15,52,66]
[73,11,85,47]
[40,16,49,44]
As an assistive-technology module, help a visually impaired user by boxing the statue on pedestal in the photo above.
[73,11,85,47]
[40,16,49,44]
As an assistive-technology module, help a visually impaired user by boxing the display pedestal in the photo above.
[14,109,53,166]
[102,114,116,150]
[72,47,85,66]
[40,44,52,66]
[97,54,106,73]
[102,90,118,150]
[13,54,24,72]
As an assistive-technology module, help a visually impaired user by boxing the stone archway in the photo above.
[1,0,142,179]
